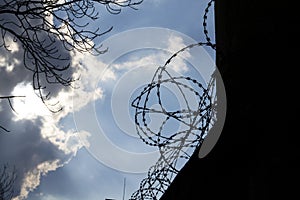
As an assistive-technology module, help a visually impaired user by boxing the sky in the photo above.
[0,0,215,200]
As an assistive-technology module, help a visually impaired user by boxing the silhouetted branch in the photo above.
[0,96,25,113]
[0,96,25,132]
[0,126,10,133]
[0,0,143,112]
[0,164,16,200]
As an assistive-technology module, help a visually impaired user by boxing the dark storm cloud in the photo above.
[0,112,70,198]
[2,0,215,199]
[0,10,74,99]
[0,3,78,199]
[0,47,32,95]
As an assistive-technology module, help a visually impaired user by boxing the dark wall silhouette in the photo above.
[161,1,299,199]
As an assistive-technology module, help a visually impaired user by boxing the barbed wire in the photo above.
[203,0,216,49]
[130,0,217,199]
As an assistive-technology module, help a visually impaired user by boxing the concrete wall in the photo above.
[161,1,299,199]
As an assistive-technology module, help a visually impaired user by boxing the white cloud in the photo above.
[14,160,62,200]
[0,55,20,73]
[0,0,217,199]
[106,34,191,75]
[41,120,91,155]
[9,80,95,200]
[166,35,191,73]
[5,36,20,53]
[4,27,194,200]
[5,26,123,196]
[9,123,90,200]
[12,83,51,121]
[7,43,107,200]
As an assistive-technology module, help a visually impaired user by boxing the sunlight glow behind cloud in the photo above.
[8,42,105,200]
[0,1,216,199]
[12,83,50,121]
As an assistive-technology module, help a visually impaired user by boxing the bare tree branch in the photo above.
[0,0,143,112]
[0,126,10,133]
[0,96,25,132]
[0,0,143,132]
[0,164,16,200]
